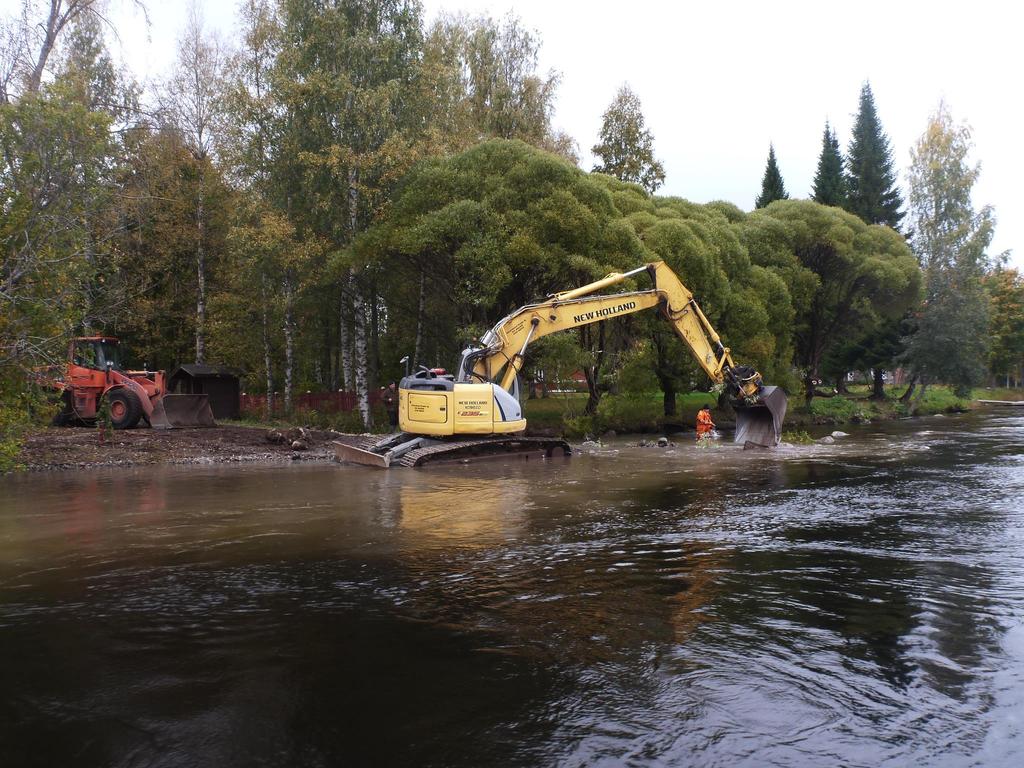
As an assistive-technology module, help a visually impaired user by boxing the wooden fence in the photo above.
[240,390,383,416]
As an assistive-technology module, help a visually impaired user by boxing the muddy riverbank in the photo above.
[15,424,358,472]
[13,389,1022,472]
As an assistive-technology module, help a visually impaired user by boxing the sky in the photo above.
[5,0,1020,267]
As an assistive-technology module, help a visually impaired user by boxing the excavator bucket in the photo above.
[149,394,216,429]
[733,386,787,447]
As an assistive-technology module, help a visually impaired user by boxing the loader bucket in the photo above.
[150,394,216,429]
[733,386,787,447]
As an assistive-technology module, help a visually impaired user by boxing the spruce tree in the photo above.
[755,144,788,209]
[846,82,904,229]
[811,122,846,206]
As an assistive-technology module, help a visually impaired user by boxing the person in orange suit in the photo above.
[696,404,715,441]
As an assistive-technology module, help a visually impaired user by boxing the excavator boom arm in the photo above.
[469,261,747,394]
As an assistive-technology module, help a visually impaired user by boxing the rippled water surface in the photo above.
[2,412,1024,766]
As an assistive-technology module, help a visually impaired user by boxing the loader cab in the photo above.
[72,337,124,371]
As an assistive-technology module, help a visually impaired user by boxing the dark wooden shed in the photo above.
[167,364,241,420]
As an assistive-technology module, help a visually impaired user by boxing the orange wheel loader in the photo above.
[47,337,216,430]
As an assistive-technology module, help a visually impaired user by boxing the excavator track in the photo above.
[336,434,571,468]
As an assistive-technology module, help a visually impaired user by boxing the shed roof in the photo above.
[168,364,240,379]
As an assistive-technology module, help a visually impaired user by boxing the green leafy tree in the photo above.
[110,128,231,370]
[811,122,846,207]
[461,13,562,150]
[904,103,995,400]
[1,1,139,383]
[986,269,1024,387]
[161,7,227,365]
[273,0,424,425]
[846,82,904,229]
[56,11,140,119]
[592,176,797,414]
[355,140,639,413]
[1,94,113,372]
[413,12,573,161]
[220,0,279,185]
[219,0,283,408]
[745,200,920,404]
[3,0,142,99]
[591,84,665,193]
[823,315,909,398]
[755,144,788,209]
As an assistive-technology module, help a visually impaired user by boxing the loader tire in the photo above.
[52,392,75,427]
[108,389,143,430]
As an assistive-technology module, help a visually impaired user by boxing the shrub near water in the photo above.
[808,396,867,423]
[596,393,662,433]
[917,388,971,414]
[0,388,49,473]
[0,410,24,472]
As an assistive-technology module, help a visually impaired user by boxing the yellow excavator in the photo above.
[334,261,787,467]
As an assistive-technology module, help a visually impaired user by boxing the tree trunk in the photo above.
[909,377,928,416]
[899,373,918,404]
[413,268,426,366]
[347,166,371,430]
[803,371,817,407]
[283,274,294,414]
[582,322,605,416]
[262,276,273,419]
[661,380,677,417]
[352,277,371,430]
[651,330,676,416]
[26,2,67,95]
[339,293,352,391]
[369,281,380,392]
[195,194,206,364]
[870,368,886,400]
[836,374,849,395]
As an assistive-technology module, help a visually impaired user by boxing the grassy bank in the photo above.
[232,385,1019,438]
[523,385,1023,438]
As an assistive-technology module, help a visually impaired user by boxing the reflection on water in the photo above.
[394,474,530,544]
[1,412,1024,766]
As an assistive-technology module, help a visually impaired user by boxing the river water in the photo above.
[2,411,1023,767]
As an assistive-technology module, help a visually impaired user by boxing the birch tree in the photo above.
[162,4,225,364]
[274,0,423,429]
[904,103,996,402]
[220,0,282,409]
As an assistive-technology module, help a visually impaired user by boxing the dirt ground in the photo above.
[17,424,359,472]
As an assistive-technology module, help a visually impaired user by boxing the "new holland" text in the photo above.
[573,301,637,324]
